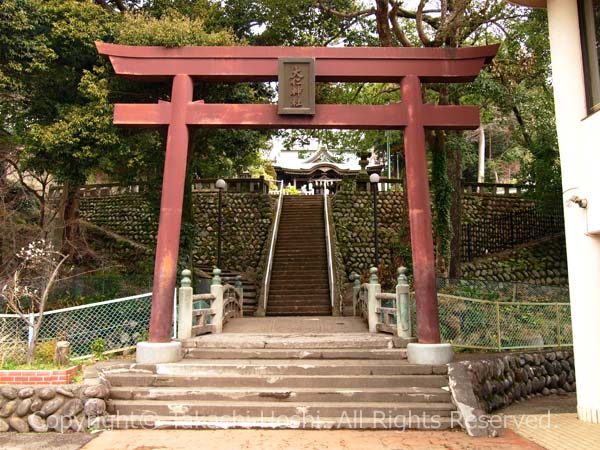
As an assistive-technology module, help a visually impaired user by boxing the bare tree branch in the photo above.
[416,0,432,46]
[389,2,414,47]
[317,0,375,19]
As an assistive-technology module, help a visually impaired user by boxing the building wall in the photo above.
[546,0,600,423]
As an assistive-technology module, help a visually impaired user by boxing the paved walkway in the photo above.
[77,429,542,450]
[7,396,599,450]
[499,393,600,450]
[223,317,368,333]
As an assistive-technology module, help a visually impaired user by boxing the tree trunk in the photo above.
[60,183,81,259]
[375,0,393,47]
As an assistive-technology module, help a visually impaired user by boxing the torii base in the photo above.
[407,342,454,365]
[136,341,182,364]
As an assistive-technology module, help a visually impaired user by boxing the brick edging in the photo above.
[0,365,79,385]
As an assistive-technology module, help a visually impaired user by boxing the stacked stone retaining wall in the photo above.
[0,383,109,433]
[80,192,274,273]
[449,350,575,436]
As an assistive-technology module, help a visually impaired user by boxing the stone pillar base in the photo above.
[407,342,454,365]
[136,341,182,364]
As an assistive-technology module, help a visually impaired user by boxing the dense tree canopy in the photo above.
[0,0,560,273]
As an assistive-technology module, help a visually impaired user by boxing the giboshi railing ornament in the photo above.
[177,268,243,338]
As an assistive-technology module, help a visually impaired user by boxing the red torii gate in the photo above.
[97,43,498,346]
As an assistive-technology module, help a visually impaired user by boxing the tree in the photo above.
[1,240,68,363]
[0,1,273,266]
[314,1,549,277]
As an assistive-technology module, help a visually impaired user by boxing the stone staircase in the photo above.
[267,196,331,316]
[101,333,456,430]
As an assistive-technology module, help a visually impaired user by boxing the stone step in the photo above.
[180,333,396,349]
[267,295,330,302]
[267,307,332,315]
[102,413,457,430]
[266,303,331,310]
[270,264,328,270]
[142,359,442,377]
[109,386,452,403]
[108,399,455,418]
[268,284,329,290]
[268,273,329,280]
[183,348,407,360]
[266,311,332,317]
[270,270,327,275]
[105,373,450,389]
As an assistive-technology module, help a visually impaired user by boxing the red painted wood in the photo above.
[97,43,498,83]
[113,103,480,130]
[401,75,441,344]
[148,74,194,343]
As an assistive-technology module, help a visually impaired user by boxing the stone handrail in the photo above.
[259,180,284,315]
[323,192,337,312]
[350,267,412,337]
[178,268,243,338]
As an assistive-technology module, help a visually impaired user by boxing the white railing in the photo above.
[323,192,336,309]
[351,267,412,337]
[178,269,243,337]
[262,180,284,312]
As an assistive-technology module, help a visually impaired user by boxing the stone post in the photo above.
[177,269,193,340]
[350,272,360,316]
[211,268,224,333]
[396,267,411,339]
[54,341,71,366]
[367,267,381,333]
[235,275,244,318]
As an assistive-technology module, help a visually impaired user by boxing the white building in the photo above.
[511,0,600,423]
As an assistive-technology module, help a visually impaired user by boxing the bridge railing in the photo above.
[350,267,412,338]
[177,268,243,338]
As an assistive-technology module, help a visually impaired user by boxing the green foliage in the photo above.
[34,339,58,365]
[89,338,106,359]
[431,138,452,269]
[282,186,301,196]
[117,11,236,47]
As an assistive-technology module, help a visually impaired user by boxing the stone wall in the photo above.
[332,191,406,278]
[448,350,575,436]
[331,191,567,286]
[81,190,565,286]
[192,193,273,272]
[0,383,109,433]
[461,235,568,285]
[462,195,541,223]
[79,192,274,273]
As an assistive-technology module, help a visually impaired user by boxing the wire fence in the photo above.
[437,278,569,303]
[436,294,572,350]
[0,292,161,363]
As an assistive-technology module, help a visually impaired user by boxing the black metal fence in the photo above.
[461,208,564,262]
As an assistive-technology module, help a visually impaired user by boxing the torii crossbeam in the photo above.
[97,43,498,347]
